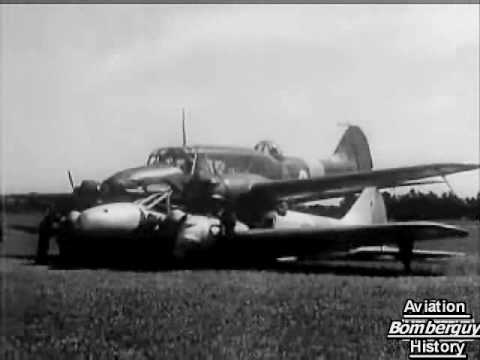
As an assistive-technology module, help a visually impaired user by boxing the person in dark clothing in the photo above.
[220,206,237,239]
[211,194,237,240]
[36,207,59,264]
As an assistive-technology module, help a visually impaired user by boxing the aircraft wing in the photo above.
[8,224,39,234]
[248,163,479,202]
[229,221,468,259]
[284,179,444,204]
[3,193,74,213]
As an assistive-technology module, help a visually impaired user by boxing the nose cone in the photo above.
[76,203,142,236]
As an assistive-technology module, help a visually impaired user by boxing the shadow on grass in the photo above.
[2,253,452,277]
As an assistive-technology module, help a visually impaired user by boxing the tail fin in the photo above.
[322,126,373,174]
[341,187,387,225]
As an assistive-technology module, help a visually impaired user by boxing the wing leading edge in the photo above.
[248,163,479,202]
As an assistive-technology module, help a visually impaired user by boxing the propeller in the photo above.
[67,170,75,191]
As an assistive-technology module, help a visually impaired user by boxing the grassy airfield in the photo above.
[1,213,479,359]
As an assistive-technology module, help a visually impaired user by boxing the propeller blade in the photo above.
[67,170,75,190]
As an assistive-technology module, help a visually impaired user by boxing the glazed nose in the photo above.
[76,203,142,236]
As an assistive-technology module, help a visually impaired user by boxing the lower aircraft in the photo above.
[52,187,468,272]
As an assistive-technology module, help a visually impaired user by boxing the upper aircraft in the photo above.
[89,122,476,226]
[94,124,374,202]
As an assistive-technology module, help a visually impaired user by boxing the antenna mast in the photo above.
[182,108,187,147]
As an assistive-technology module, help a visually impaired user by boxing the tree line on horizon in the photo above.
[301,189,480,221]
[1,189,480,221]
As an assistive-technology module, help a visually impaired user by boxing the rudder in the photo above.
[322,126,373,174]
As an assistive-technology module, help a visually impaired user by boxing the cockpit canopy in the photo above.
[147,147,194,174]
[254,140,285,161]
[147,146,282,179]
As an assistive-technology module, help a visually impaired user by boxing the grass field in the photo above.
[1,212,479,359]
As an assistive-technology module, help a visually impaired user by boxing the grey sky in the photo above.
[1,5,478,196]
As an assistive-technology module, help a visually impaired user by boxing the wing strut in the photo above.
[442,175,457,197]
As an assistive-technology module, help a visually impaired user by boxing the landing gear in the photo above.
[398,240,414,274]
[56,234,77,265]
[36,218,52,264]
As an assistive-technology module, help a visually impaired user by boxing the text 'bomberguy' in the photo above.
[387,299,480,359]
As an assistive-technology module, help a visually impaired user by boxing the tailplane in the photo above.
[341,187,387,225]
[322,125,373,174]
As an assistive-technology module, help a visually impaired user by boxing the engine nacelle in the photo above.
[173,214,248,260]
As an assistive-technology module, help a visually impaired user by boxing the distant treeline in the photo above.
[299,189,480,221]
[1,193,72,213]
[1,189,480,220]
[383,190,479,220]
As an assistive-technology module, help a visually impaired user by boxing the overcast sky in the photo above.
[1,4,479,196]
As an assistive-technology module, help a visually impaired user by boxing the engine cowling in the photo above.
[173,214,249,260]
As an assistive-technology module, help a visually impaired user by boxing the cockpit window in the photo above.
[198,153,281,178]
[148,148,282,179]
[147,148,194,174]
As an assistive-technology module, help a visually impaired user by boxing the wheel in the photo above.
[398,240,413,274]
